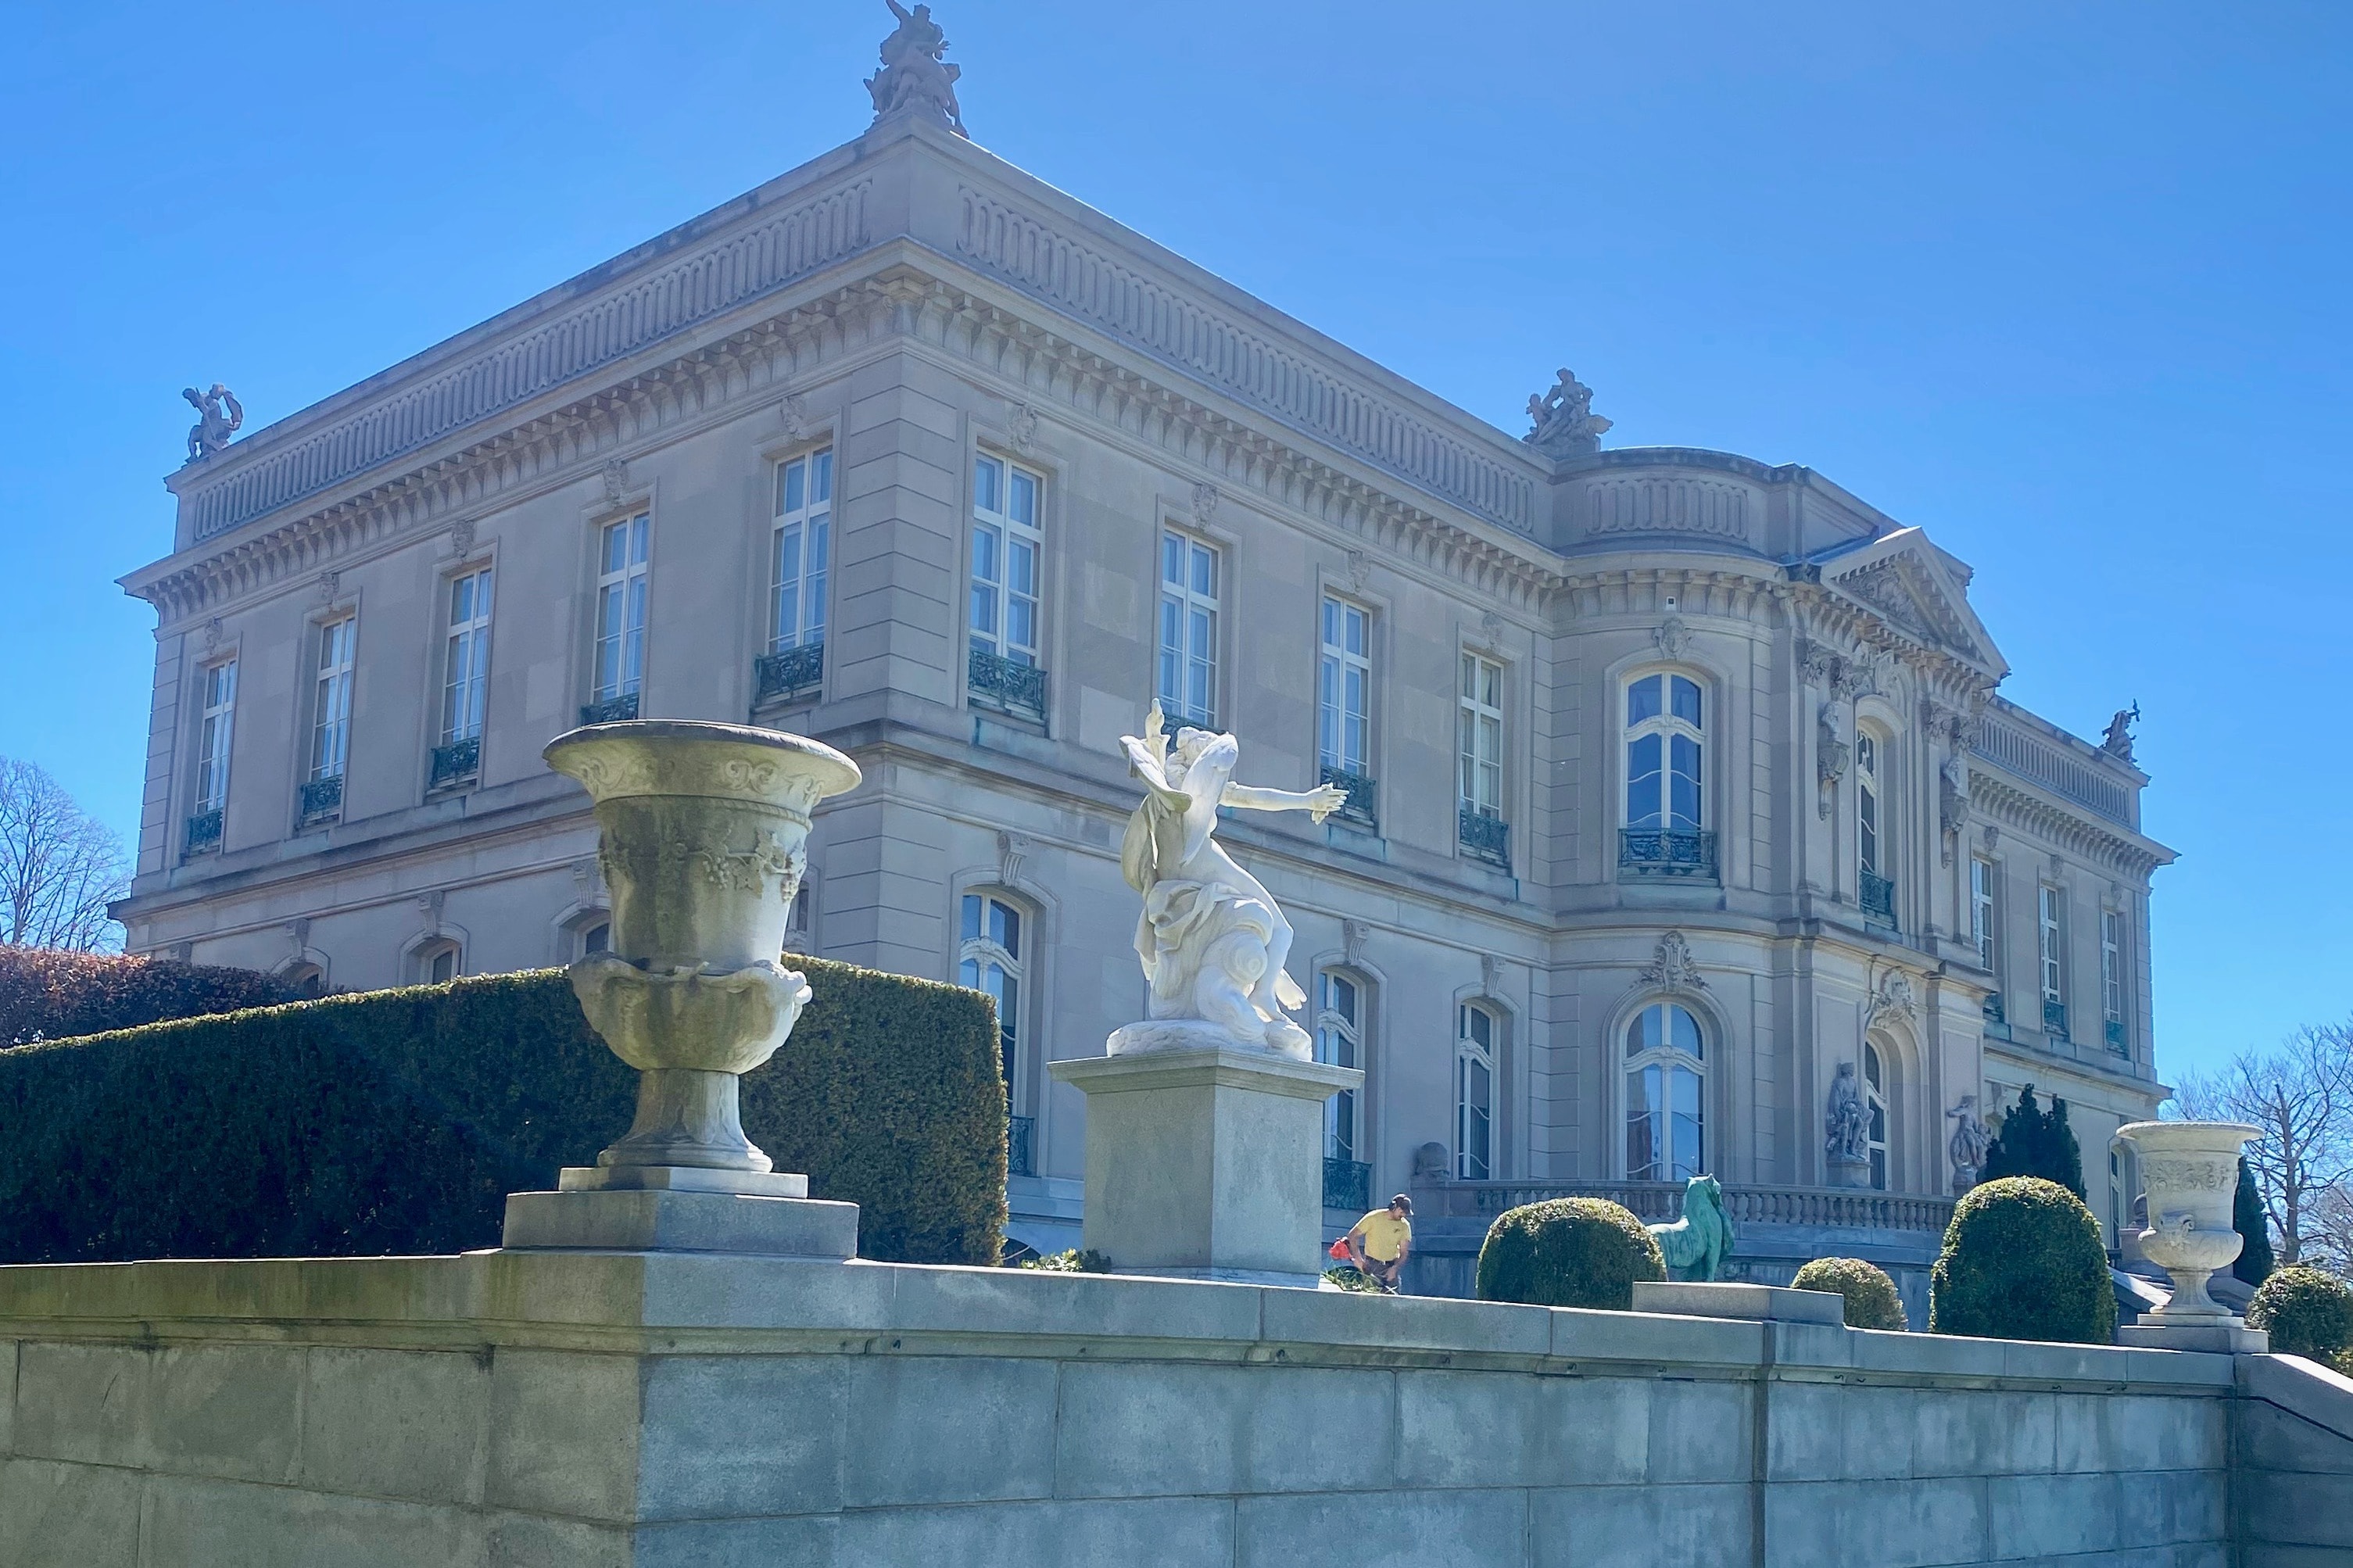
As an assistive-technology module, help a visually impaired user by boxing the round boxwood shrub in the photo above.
[2247,1265,2353,1363]
[1929,1176,2116,1344]
[1792,1255,1909,1330]
[1474,1197,1665,1309]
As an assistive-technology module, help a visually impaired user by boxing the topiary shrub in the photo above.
[1792,1255,1909,1330]
[0,960,1005,1266]
[0,947,292,1046]
[1929,1176,2116,1343]
[1474,1197,1665,1310]
[2247,1266,2353,1364]
[2232,1157,2276,1287]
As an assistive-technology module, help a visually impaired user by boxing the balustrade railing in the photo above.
[581,693,640,725]
[429,736,481,789]
[1860,869,1896,927]
[1007,1114,1035,1179]
[2043,997,2069,1040]
[2104,1017,2128,1053]
[299,775,344,825]
[968,647,1048,723]
[1320,764,1377,831]
[1619,828,1716,879]
[1459,807,1510,869]
[754,642,825,706]
[1420,1178,1956,1234]
[184,808,223,854]
[1323,1157,1371,1213]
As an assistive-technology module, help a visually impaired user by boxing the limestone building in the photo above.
[113,38,2173,1310]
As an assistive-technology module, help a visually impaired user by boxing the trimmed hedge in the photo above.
[0,961,1005,1267]
[1474,1197,1665,1310]
[1,947,292,1047]
[1791,1255,1909,1331]
[1929,1176,2116,1344]
[2247,1266,2353,1364]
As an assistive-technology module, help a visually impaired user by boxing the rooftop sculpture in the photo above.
[2102,702,2140,764]
[1523,368,1611,457]
[866,1,969,137]
[182,383,242,463]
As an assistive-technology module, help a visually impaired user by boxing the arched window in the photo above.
[281,963,326,1000]
[578,919,611,959]
[414,940,461,986]
[1456,1003,1496,1180]
[1625,672,1704,835]
[959,892,1026,1093]
[1316,970,1365,1165]
[1864,1041,1889,1190]
[1625,1001,1704,1182]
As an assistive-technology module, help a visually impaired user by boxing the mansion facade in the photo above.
[115,97,2173,1310]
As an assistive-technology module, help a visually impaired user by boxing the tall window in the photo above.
[1157,530,1219,729]
[1456,1003,1496,1180]
[1459,653,1503,820]
[310,618,356,784]
[442,567,493,746]
[1316,971,1363,1165]
[1625,672,1703,832]
[1864,1042,1889,1191]
[1318,597,1370,779]
[2101,908,2126,1040]
[1855,732,1882,876]
[593,514,650,704]
[195,659,238,813]
[772,450,831,653]
[970,455,1040,666]
[1625,1002,1704,1182]
[417,940,460,985]
[2040,886,2065,1006]
[960,893,1025,1090]
[1971,857,1997,972]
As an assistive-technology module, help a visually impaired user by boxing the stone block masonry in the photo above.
[0,1251,2344,1566]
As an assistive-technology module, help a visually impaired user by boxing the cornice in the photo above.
[1783,580,1994,708]
[1966,772,2173,882]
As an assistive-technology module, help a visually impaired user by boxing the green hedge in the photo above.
[1,947,292,1047]
[0,961,1005,1267]
[2247,1266,2353,1364]
[1791,1255,1909,1330]
[1474,1197,1665,1310]
[1929,1176,2116,1344]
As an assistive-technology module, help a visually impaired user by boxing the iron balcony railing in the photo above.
[968,647,1048,724]
[1323,1157,1371,1214]
[754,641,824,706]
[2043,997,2069,1040]
[298,774,344,825]
[1423,1178,1957,1235]
[429,736,480,790]
[1982,991,2013,1041]
[1007,1114,1035,1180]
[1459,807,1510,869]
[2104,1017,2128,1053]
[184,808,224,854]
[1618,828,1717,879]
[581,692,640,725]
[1319,764,1377,831]
[1860,869,1897,928]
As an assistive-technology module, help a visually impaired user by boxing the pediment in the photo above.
[1821,528,2007,678]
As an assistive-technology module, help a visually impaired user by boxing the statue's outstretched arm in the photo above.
[1221,781,1347,822]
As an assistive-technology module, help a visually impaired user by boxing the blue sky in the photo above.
[2,2,2345,1077]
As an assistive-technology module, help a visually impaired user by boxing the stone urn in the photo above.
[543,719,859,1192]
[2115,1119,2260,1320]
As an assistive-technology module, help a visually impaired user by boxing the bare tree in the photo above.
[0,757,130,951]
[2311,1182,2353,1280]
[2176,1024,2353,1266]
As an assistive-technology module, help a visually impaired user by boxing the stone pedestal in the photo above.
[1827,1155,1871,1189]
[503,1162,858,1258]
[1050,1044,1362,1287]
[2116,1319,2270,1355]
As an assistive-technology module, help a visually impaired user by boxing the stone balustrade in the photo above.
[1419,1177,1957,1234]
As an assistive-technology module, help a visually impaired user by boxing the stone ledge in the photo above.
[501,1190,858,1258]
[1631,1280,1844,1325]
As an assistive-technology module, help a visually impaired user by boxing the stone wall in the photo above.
[2233,1351,2353,1566]
[0,1250,2279,1567]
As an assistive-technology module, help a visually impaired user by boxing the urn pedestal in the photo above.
[2112,1119,2270,1354]
[1050,1044,1363,1287]
[500,720,863,1259]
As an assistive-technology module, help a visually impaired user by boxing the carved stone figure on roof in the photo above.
[1114,700,1347,1058]
[1522,368,1611,458]
[866,1,969,137]
[2102,703,2140,764]
[182,383,242,462]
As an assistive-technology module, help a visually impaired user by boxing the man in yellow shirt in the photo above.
[1345,1194,1413,1292]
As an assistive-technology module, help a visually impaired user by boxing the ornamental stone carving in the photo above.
[1825,1061,1870,1183]
[1522,369,1611,458]
[1190,481,1219,521]
[2103,703,2140,764]
[1653,613,1691,660]
[601,458,630,506]
[866,1,969,137]
[1868,970,1918,1026]
[448,517,477,556]
[1816,703,1850,818]
[182,383,242,462]
[2115,1120,2261,1323]
[780,396,810,439]
[1009,401,1040,453]
[1939,750,1972,865]
[1638,931,1707,992]
[1947,1094,1991,1192]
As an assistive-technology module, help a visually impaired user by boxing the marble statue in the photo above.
[1647,1175,1735,1282]
[183,383,242,461]
[2101,702,2140,764]
[1825,1061,1869,1172]
[1522,368,1612,457]
[865,0,968,137]
[1115,700,1347,1058]
[1946,1094,1991,1192]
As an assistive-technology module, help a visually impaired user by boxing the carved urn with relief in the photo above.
[543,720,859,1185]
[2114,1120,2260,1320]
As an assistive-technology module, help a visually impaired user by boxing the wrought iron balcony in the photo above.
[1459,807,1510,869]
[1618,828,1717,879]
[1323,1156,1371,1214]
[1320,764,1377,831]
[1981,991,2013,1040]
[580,692,640,725]
[2043,997,2069,1040]
[184,808,223,854]
[968,647,1048,724]
[754,641,825,706]
[1007,1114,1035,1180]
[1860,869,1896,927]
[429,736,480,790]
[298,774,344,825]
[2104,1016,2127,1053]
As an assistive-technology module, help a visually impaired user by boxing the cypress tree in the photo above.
[1981,1085,2043,1183]
[2045,1097,2086,1200]
[2233,1156,2276,1286]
